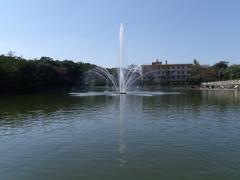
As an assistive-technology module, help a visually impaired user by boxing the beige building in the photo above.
[142,59,193,83]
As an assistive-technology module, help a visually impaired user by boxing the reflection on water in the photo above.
[0,90,240,180]
[117,95,127,166]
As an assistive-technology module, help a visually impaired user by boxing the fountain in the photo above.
[88,23,142,94]
[72,24,180,97]
[118,23,126,94]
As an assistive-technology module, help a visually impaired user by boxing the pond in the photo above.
[0,90,240,180]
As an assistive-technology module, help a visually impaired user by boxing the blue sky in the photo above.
[0,0,240,67]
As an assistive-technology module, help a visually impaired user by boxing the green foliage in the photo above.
[189,60,240,84]
[213,61,229,70]
[192,59,201,76]
[1,53,239,92]
[225,65,240,80]
[0,55,96,93]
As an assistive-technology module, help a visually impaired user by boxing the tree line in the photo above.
[190,60,240,84]
[1,52,240,94]
[0,54,96,94]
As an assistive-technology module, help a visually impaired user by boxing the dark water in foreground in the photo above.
[0,90,240,180]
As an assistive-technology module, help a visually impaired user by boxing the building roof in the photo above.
[142,63,193,67]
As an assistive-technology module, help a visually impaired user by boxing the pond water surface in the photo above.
[0,90,240,180]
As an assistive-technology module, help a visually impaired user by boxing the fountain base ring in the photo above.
[117,92,127,94]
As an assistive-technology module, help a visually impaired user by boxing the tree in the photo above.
[0,54,96,94]
[225,65,240,80]
[192,59,201,75]
[213,61,229,69]
[213,61,229,80]
[193,59,200,66]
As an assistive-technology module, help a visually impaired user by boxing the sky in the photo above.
[0,0,240,67]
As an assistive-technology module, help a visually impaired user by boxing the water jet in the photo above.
[89,23,142,93]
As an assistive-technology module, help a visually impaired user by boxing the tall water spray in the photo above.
[119,23,125,93]
[88,23,142,93]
